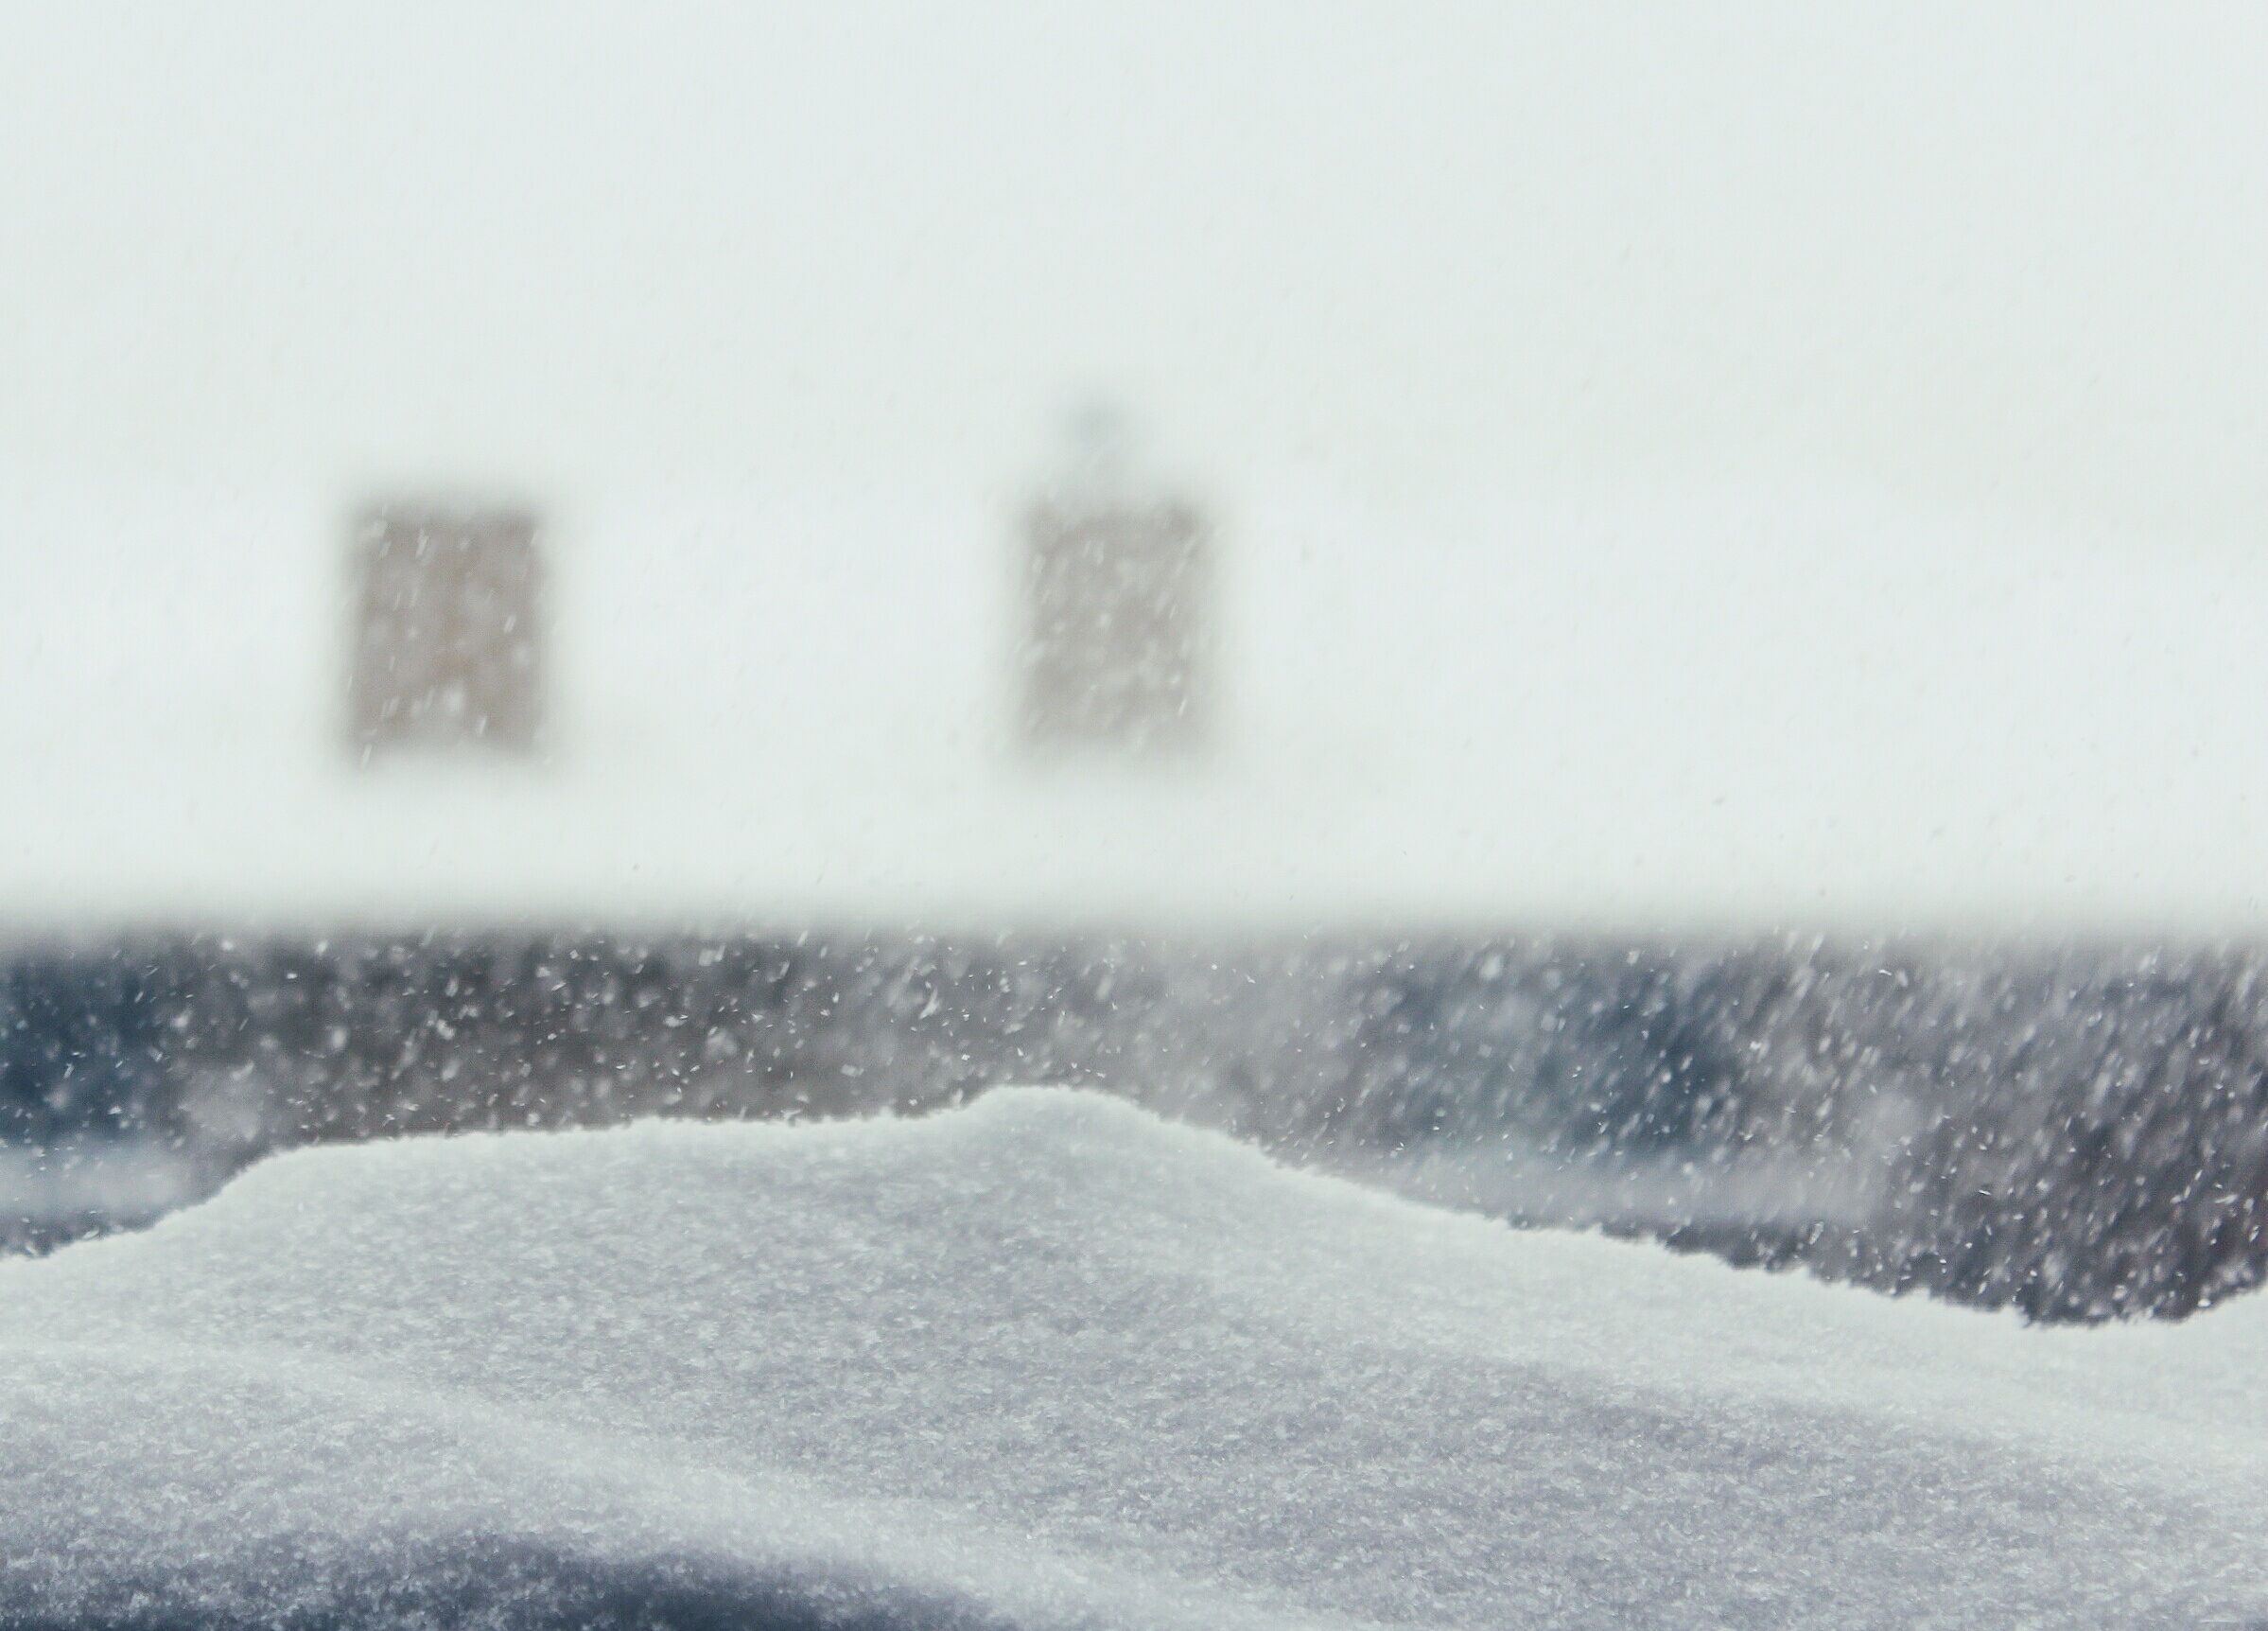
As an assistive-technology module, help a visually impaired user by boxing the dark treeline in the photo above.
[2,931,2263,1324]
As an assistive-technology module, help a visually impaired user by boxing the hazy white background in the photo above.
[0,2,2262,931]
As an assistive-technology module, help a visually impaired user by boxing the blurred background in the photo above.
[3,2,2264,1322]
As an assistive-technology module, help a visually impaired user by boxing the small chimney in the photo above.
[348,504,545,759]
[1019,408,1213,756]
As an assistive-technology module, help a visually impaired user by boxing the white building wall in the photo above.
[1,3,2263,932]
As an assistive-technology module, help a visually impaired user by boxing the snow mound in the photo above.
[3,1088,2264,1630]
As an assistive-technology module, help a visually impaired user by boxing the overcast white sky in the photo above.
[1,4,2264,932]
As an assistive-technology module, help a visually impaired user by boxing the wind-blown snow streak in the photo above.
[0,1141,203,1224]
[3,1089,2264,1629]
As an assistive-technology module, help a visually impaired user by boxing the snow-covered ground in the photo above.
[5,1089,2263,1628]
[4,5,2268,933]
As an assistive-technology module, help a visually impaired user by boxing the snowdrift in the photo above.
[3,1088,2264,1630]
